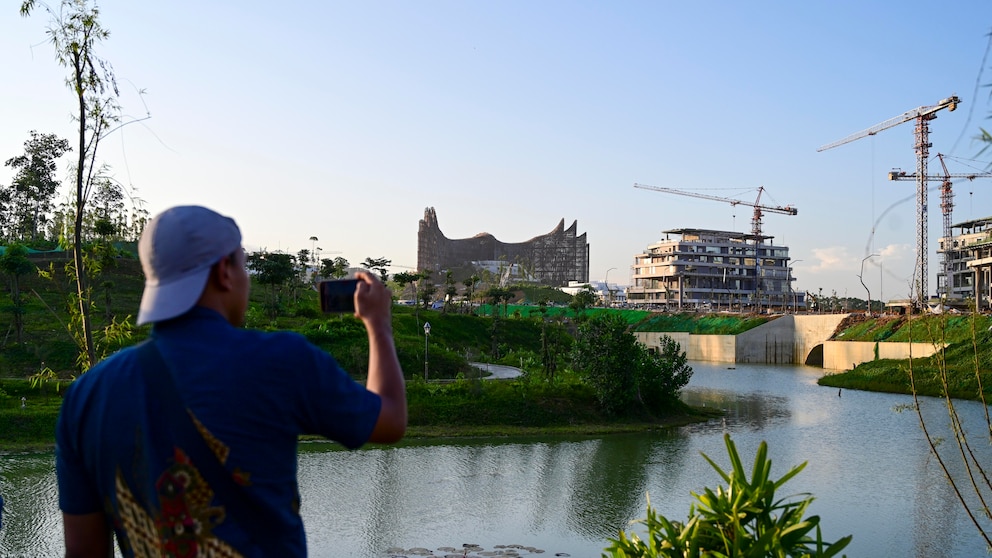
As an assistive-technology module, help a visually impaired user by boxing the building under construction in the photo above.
[626,228,801,312]
[938,216,992,309]
[417,207,589,287]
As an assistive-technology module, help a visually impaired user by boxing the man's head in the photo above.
[137,205,243,326]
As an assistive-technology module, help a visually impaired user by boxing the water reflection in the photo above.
[3,364,991,557]
[0,452,61,557]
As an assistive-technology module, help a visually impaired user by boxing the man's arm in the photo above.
[63,512,112,558]
[353,271,407,443]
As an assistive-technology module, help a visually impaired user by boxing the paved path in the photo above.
[468,362,523,379]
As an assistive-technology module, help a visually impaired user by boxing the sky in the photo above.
[3,1,992,301]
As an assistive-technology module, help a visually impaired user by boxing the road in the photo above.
[468,362,523,380]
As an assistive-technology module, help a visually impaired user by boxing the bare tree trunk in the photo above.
[74,53,96,370]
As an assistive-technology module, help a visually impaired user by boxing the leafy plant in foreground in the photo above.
[604,434,851,557]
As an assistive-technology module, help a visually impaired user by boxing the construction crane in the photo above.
[632,183,798,237]
[888,152,992,298]
[817,95,961,304]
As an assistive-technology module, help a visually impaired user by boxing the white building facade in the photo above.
[937,216,992,306]
[626,228,802,312]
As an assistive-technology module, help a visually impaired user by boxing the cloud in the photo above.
[809,246,851,272]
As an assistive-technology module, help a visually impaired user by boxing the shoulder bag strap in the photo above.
[135,340,285,554]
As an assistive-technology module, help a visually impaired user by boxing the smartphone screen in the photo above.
[319,279,359,313]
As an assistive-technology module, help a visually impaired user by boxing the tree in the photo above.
[637,335,693,409]
[0,244,37,343]
[418,269,436,309]
[571,313,691,415]
[330,256,349,279]
[21,0,147,369]
[2,131,70,243]
[393,271,420,300]
[362,256,391,283]
[569,285,598,319]
[462,274,479,312]
[483,286,508,317]
[296,249,311,284]
[247,251,296,318]
[442,271,457,314]
[318,256,350,280]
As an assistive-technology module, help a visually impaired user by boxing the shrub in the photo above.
[604,434,851,557]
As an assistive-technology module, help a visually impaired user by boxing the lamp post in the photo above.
[605,267,616,307]
[423,321,431,381]
[858,254,879,317]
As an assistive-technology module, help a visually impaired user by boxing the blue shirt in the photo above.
[56,306,382,556]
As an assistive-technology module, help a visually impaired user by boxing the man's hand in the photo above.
[353,271,407,443]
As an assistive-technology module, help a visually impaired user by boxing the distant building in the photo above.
[417,207,589,287]
[562,280,627,306]
[626,228,802,312]
[939,216,992,308]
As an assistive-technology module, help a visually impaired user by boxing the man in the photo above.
[56,205,406,557]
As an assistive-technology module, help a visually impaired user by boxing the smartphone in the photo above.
[319,279,359,313]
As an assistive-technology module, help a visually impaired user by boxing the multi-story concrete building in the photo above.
[627,228,801,312]
[938,216,992,307]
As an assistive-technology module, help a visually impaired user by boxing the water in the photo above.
[2,362,990,556]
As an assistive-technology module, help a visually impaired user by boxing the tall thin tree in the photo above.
[21,0,127,368]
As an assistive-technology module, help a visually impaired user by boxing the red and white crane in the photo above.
[817,95,961,304]
[888,152,992,297]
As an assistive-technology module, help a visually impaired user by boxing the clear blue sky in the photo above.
[3,1,992,300]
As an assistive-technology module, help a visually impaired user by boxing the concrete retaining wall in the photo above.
[821,341,943,370]
[635,313,940,368]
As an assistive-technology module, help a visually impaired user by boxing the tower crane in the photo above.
[817,95,961,304]
[632,183,798,237]
[888,152,992,298]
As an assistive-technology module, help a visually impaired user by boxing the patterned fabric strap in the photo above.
[135,340,284,554]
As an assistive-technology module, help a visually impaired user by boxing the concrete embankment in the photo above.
[635,314,943,369]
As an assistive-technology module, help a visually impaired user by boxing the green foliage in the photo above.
[0,243,37,342]
[319,256,350,279]
[1,131,70,243]
[637,336,693,409]
[635,313,772,335]
[604,434,851,558]
[406,376,605,428]
[0,378,64,447]
[516,284,573,305]
[819,313,992,401]
[569,286,598,318]
[247,251,297,318]
[833,314,991,343]
[572,314,691,415]
[361,256,391,283]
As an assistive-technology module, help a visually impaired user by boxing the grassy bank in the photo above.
[0,259,714,449]
[818,313,992,401]
[1,375,714,451]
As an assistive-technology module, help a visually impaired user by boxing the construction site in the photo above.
[625,94,992,314]
[627,183,800,313]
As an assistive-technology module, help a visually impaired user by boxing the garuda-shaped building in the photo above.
[417,207,589,287]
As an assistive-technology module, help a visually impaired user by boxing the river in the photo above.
[1,362,989,556]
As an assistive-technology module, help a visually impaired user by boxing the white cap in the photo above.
[137,206,242,325]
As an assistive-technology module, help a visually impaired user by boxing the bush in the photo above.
[604,434,851,557]
[572,315,692,415]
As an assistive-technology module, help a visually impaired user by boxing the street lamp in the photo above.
[858,254,879,316]
[423,321,431,381]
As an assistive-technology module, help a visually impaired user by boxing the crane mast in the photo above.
[888,153,992,298]
[818,95,960,306]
